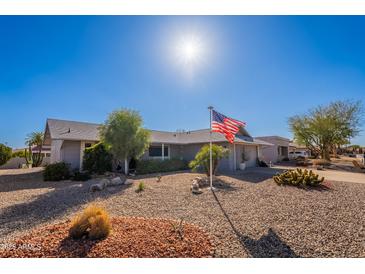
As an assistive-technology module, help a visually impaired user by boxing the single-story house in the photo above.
[43,118,273,172]
[255,136,290,163]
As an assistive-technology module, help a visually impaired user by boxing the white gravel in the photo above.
[0,170,364,257]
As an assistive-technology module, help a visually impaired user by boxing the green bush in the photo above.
[135,158,188,175]
[82,142,113,174]
[273,168,324,188]
[72,171,91,181]
[0,143,12,166]
[136,181,145,192]
[12,150,25,158]
[43,162,71,181]
[189,144,229,176]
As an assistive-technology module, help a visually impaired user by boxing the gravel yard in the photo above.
[0,169,365,257]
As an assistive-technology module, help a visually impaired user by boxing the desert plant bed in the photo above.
[0,217,214,258]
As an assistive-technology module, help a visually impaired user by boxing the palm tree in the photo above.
[25,132,44,167]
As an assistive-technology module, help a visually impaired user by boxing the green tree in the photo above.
[12,150,25,158]
[100,109,150,175]
[189,144,229,176]
[0,143,12,166]
[289,100,363,161]
[25,131,44,167]
[83,142,113,174]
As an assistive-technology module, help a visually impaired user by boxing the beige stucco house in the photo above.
[43,118,273,172]
[255,136,290,164]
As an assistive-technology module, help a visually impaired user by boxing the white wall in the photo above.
[61,140,81,170]
[50,140,63,163]
[257,137,290,163]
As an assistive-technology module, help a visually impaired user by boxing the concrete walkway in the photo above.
[247,166,365,185]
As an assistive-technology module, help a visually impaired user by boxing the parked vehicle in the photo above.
[289,151,309,159]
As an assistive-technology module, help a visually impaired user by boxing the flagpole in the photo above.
[208,106,213,190]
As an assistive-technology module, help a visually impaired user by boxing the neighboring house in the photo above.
[43,118,273,172]
[289,142,311,157]
[0,146,51,169]
[255,136,290,163]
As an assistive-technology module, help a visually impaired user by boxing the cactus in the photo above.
[24,145,44,168]
[24,146,33,168]
[273,168,324,188]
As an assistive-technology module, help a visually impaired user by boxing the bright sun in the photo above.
[175,34,203,68]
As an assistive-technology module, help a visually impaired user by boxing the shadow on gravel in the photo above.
[0,171,53,192]
[222,168,285,184]
[0,181,132,238]
[58,236,99,257]
[212,190,299,258]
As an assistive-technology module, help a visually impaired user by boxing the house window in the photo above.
[149,145,169,158]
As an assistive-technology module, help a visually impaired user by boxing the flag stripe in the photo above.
[211,110,245,144]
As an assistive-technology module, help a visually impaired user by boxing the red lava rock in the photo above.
[0,217,215,258]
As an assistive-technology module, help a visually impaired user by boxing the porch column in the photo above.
[162,143,164,160]
[79,141,85,171]
[233,143,236,170]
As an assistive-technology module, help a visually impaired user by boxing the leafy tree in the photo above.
[289,100,363,161]
[100,109,150,174]
[25,131,44,167]
[12,150,25,158]
[189,144,229,176]
[83,142,113,174]
[0,143,12,166]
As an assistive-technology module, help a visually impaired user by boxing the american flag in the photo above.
[211,110,246,143]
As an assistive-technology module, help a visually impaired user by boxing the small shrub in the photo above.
[136,181,145,192]
[273,168,324,188]
[312,159,331,166]
[69,204,111,240]
[169,218,184,240]
[72,171,91,181]
[135,158,188,175]
[0,143,12,166]
[82,142,113,175]
[43,162,70,181]
[189,144,229,176]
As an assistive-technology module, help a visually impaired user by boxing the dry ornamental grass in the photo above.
[0,217,214,258]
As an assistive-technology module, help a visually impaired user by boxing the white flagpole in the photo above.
[208,106,213,190]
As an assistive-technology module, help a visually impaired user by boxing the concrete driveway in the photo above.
[246,166,365,185]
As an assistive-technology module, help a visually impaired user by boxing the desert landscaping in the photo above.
[0,168,364,258]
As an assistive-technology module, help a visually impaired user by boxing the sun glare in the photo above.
[175,34,204,68]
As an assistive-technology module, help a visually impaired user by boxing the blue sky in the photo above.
[0,16,364,148]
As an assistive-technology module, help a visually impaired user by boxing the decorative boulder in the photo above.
[89,178,109,192]
[193,177,209,188]
[90,182,105,192]
[124,179,133,185]
[100,178,110,187]
[191,181,203,194]
[108,176,125,186]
